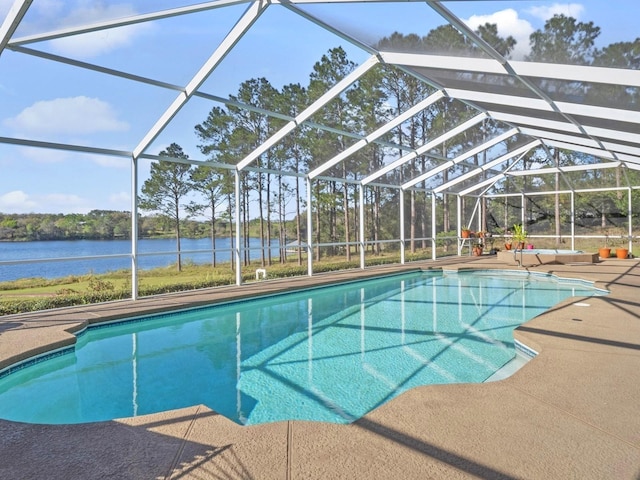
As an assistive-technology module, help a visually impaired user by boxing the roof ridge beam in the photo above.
[492,111,640,147]
[238,55,380,171]
[361,112,487,186]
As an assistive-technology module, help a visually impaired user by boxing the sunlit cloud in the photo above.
[527,3,585,21]
[0,190,38,213]
[49,23,153,59]
[6,1,153,58]
[4,96,129,135]
[0,190,92,214]
[108,191,131,209]
[465,9,534,60]
[44,193,90,213]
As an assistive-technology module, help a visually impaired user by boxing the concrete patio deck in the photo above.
[1,256,639,479]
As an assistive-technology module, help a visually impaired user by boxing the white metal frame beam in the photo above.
[433,140,541,194]
[306,90,444,178]
[379,52,640,89]
[0,0,32,55]
[239,55,380,172]
[9,0,249,46]
[133,1,267,159]
[402,127,518,189]
[361,112,487,186]
[446,88,640,126]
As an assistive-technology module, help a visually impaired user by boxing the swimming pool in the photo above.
[0,270,607,425]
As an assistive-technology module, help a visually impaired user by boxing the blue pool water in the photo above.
[0,270,607,425]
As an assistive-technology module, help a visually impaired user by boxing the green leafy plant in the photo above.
[512,224,527,245]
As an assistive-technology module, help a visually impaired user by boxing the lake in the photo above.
[0,238,282,282]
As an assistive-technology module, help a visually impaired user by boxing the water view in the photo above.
[0,238,281,282]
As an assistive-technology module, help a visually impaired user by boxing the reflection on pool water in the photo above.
[0,270,607,425]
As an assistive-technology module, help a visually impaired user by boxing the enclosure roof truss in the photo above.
[1,0,640,196]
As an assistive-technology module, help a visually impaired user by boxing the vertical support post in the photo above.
[628,187,633,252]
[570,191,575,251]
[359,184,365,269]
[457,195,462,256]
[521,193,525,227]
[130,155,138,300]
[306,177,313,276]
[399,188,405,264]
[234,169,242,286]
[431,192,437,260]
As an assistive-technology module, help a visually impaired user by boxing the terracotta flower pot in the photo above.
[598,247,611,259]
[461,230,471,239]
[616,248,629,259]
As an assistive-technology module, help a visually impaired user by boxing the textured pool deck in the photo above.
[1,256,639,479]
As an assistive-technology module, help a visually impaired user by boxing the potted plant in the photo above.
[472,241,484,256]
[599,231,611,259]
[512,223,527,250]
[616,244,629,259]
[503,230,512,250]
[461,226,472,239]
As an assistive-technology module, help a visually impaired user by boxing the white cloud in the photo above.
[109,191,130,208]
[0,190,38,212]
[4,96,129,135]
[4,1,152,58]
[464,9,535,60]
[527,3,585,21]
[44,193,89,212]
[50,23,152,59]
[0,190,91,214]
[50,3,152,58]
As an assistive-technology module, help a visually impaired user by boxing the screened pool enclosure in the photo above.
[1,0,639,298]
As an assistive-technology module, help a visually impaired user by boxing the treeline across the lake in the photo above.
[0,210,281,242]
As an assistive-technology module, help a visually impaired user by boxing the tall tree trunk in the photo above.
[258,172,266,268]
[266,171,272,266]
[228,192,234,272]
[555,149,561,246]
[330,182,337,257]
[343,168,351,261]
[210,215,216,267]
[295,175,302,266]
[175,202,182,272]
[315,183,321,261]
[374,187,381,255]
[243,178,250,266]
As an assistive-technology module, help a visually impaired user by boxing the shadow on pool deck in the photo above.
[1,256,639,479]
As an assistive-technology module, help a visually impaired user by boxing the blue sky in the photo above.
[0,0,638,215]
